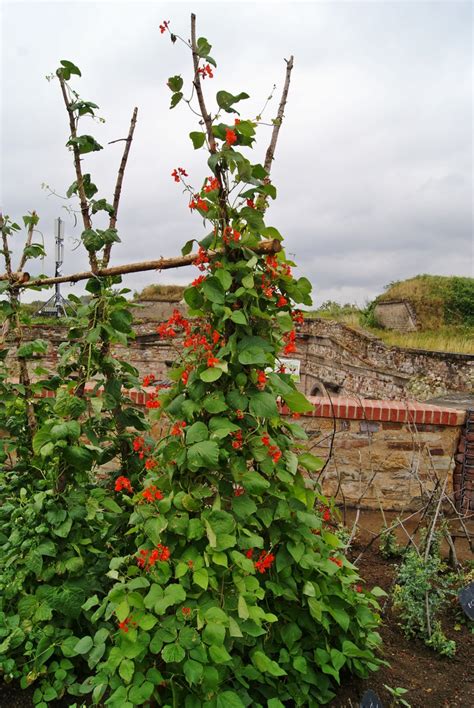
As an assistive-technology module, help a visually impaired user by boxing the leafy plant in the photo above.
[379,525,403,560]
[392,533,456,657]
[383,684,411,707]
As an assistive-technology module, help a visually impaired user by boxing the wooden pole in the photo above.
[0,239,281,289]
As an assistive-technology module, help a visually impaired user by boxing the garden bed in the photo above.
[1,546,471,708]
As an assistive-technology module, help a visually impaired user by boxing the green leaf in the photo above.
[66,135,103,154]
[215,269,232,291]
[168,75,184,92]
[58,59,81,79]
[193,568,209,590]
[181,239,195,256]
[209,644,232,663]
[73,636,93,655]
[283,389,314,414]
[110,309,133,333]
[216,90,249,114]
[230,310,248,325]
[63,445,94,471]
[190,131,206,149]
[186,422,209,445]
[184,659,203,685]
[216,692,245,708]
[200,367,223,383]
[203,622,225,645]
[162,643,185,663]
[249,392,278,418]
[238,346,267,366]
[119,658,134,684]
[187,440,219,470]
[170,92,183,109]
[196,37,212,57]
[202,276,225,304]
[298,452,324,472]
[251,651,287,677]
[241,470,270,494]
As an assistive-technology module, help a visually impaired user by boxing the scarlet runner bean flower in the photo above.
[137,544,170,570]
[171,420,186,436]
[181,369,190,385]
[142,485,164,502]
[255,550,275,574]
[225,129,237,146]
[189,196,209,212]
[245,549,254,559]
[197,63,214,79]
[203,176,219,192]
[144,458,157,471]
[322,506,331,522]
[171,167,188,182]
[193,246,210,272]
[133,436,145,452]
[207,355,220,367]
[246,199,255,208]
[292,309,304,325]
[143,374,155,387]
[234,485,245,496]
[231,430,243,449]
[256,370,267,390]
[277,295,288,307]
[236,409,244,420]
[329,556,343,567]
[115,476,133,493]
[182,607,192,617]
[118,616,136,632]
[283,330,297,355]
[159,20,169,33]
[192,274,206,287]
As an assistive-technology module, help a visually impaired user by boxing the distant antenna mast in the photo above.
[36,217,70,318]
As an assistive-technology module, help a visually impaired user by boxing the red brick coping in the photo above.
[38,387,466,427]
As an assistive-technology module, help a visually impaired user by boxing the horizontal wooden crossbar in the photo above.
[0,238,282,289]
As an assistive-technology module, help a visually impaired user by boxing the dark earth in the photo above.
[1,547,472,708]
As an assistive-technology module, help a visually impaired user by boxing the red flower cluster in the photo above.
[171,167,188,183]
[321,506,331,522]
[203,176,219,193]
[292,310,304,325]
[118,616,136,633]
[198,63,214,79]
[255,550,275,574]
[157,309,191,339]
[276,295,288,308]
[181,368,191,385]
[355,584,363,593]
[192,274,206,288]
[223,226,241,244]
[133,436,153,462]
[193,246,210,272]
[261,434,282,463]
[143,374,155,387]
[137,544,170,570]
[115,476,133,493]
[181,606,192,617]
[283,330,296,355]
[207,354,220,367]
[236,409,244,420]
[142,485,164,503]
[144,458,157,471]
[278,364,287,374]
[189,196,209,212]
[159,20,169,34]
[233,485,245,496]
[225,129,237,146]
[256,370,267,390]
[246,199,255,209]
[231,430,243,450]
[146,391,161,409]
[260,274,275,299]
[329,556,343,568]
[171,420,186,436]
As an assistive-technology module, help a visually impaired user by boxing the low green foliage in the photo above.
[392,534,457,658]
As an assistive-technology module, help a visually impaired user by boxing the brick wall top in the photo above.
[38,387,466,427]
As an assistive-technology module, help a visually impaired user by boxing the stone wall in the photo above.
[5,317,474,400]
[373,300,418,332]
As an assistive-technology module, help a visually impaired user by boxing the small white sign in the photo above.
[280,358,301,382]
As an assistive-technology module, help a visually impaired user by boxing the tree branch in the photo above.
[57,72,98,273]
[102,107,138,267]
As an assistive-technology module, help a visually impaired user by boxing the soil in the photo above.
[1,549,472,708]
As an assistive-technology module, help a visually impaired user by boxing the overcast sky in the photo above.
[1,0,472,307]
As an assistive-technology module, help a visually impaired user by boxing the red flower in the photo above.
[115,476,133,493]
[144,458,157,471]
[236,409,244,420]
[143,374,155,387]
[198,63,214,79]
[182,606,192,617]
[277,295,288,308]
[234,118,241,125]
[255,550,275,574]
[192,275,205,287]
[171,167,188,182]
[193,246,210,271]
[245,549,254,559]
[292,310,304,325]
[146,398,161,409]
[212,330,220,344]
[133,436,145,452]
[329,556,343,568]
[204,176,219,192]
[118,617,135,632]
[181,369,189,385]
[187,559,194,568]
[283,330,297,355]
[171,420,186,436]
[261,434,270,447]
[246,199,255,209]
[256,370,267,390]
[225,129,237,146]
[322,507,331,522]
[159,20,169,34]
[142,485,164,502]
[207,355,220,367]
[355,585,363,593]
[156,544,170,561]
[189,197,209,212]
[234,485,245,496]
